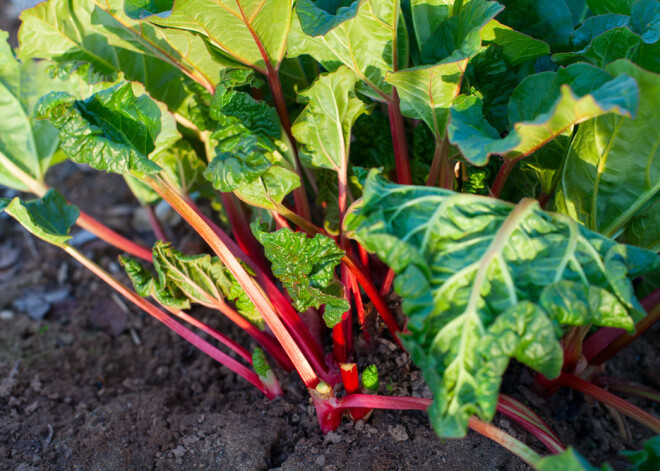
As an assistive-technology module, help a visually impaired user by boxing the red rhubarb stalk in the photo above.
[145,204,168,242]
[149,176,320,388]
[388,89,412,185]
[557,373,660,434]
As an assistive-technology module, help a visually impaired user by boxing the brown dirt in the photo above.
[1,162,658,471]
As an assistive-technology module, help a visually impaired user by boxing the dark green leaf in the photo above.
[587,0,633,15]
[35,82,180,178]
[480,19,550,66]
[622,435,660,470]
[497,0,574,50]
[344,172,659,437]
[556,60,660,251]
[0,190,79,248]
[419,0,504,64]
[252,223,349,328]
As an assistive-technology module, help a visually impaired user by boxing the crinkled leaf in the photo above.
[120,255,190,310]
[344,172,659,437]
[128,241,264,327]
[289,0,407,99]
[622,435,660,470]
[34,82,180,178]
[555,27,642,68]
[449,63,639,165]
[496,0,573,50]
[419,0,504,65]
[126,0,293,72]
[556,60,660,251]
[252,347,272,378]
[0,190,79,248]
[536,447,613,471]
[293,67,368,173]
[252,223,349,328]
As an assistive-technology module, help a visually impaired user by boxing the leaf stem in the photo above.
[387,89,412,185]
[145,204,168,241]
[148,176,320,388]
[62,245,274,397]
[592,376,660,403]
[185,198,331,381]
[491,158,518,198]
[467,417,542,468]
[557,373,660,434]
[426,136,453,189]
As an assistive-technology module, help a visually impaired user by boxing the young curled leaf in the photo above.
[121,241,263,328]
[251,223,349,328]
[345,172,659,437]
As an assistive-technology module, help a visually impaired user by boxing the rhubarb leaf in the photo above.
[449,63,639,165]
[385,60,465,141]
[622,436,660,470]
[344,172,659,437]
[418,0,504,65]
[34,82,180,178]
[289,0,407,99]
[18,0,196,112]
[134,241,263,327]
[204,83,300,210]
[94,0,228,91]
[496,0,573,50]
[556,61,660,251]
[126,0,293,72]
[587,0,633,16]
[0,190,79,248]
[251,223,349,328]
[292,66,368,172]
[480,20,550,66]
[0,32,77,191]
[120,255,190,310]
[536,447,612,470]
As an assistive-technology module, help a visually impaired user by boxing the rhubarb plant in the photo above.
[2,0,660,468]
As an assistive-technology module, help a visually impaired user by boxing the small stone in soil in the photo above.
[388,424,409,442]
[1,309,14,320]
[88,299,128,336]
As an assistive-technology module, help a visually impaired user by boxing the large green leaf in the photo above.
[480,19,550,66]
[125,0,292,73]
[289,0,407,99]
[292,66,368,173]
[0,190,79,248]
[34,82,180,179]
[0,32,79,191]
[449,63,639,165]
[252,223,349,328]
[122,241,262,327]
[587,0,633,15]
[345,172,659,437]
[556,60,660,251]
[17,0,200,114]
[418,0,504,64]
[92,0,229,91]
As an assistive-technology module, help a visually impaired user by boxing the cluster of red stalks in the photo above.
[20,58,658,467]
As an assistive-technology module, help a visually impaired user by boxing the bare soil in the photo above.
[1,161,658,471]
